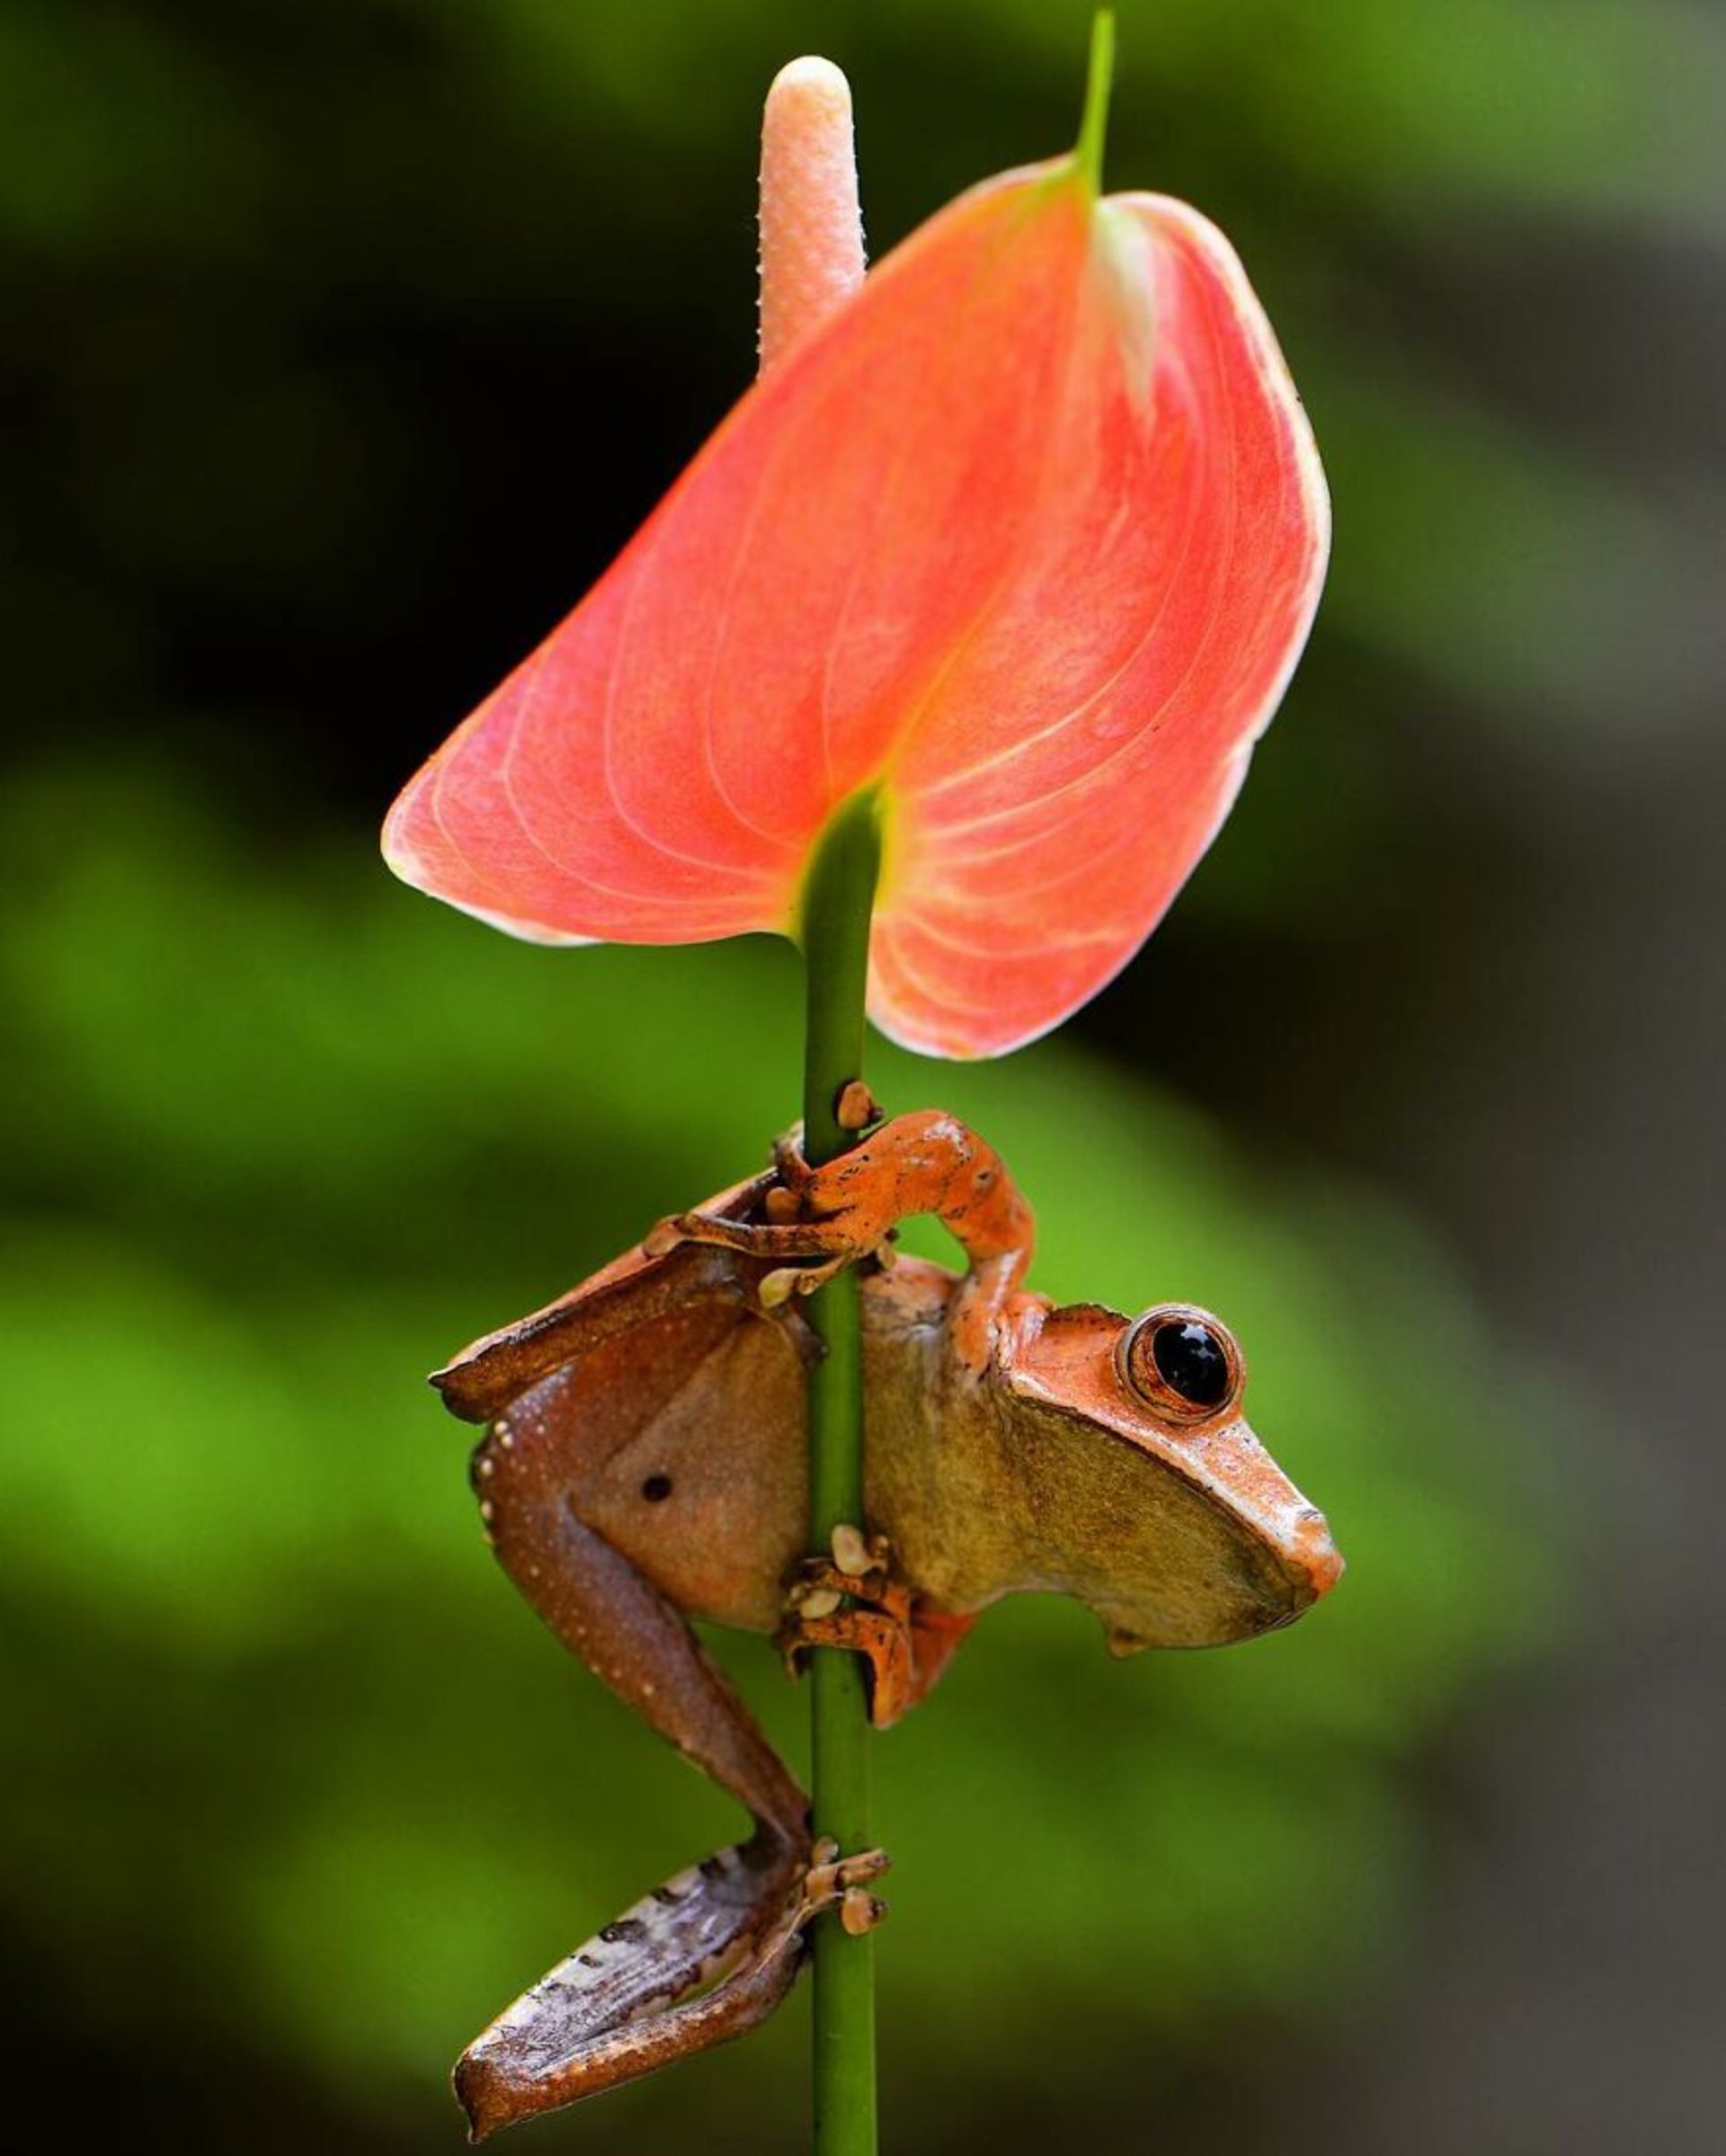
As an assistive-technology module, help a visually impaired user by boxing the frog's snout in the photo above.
[1288,1506,1345,1604]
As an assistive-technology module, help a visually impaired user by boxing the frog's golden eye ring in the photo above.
[1117,1305,1244,1422]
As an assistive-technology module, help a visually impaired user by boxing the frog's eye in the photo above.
[1118,1305,1243,1421]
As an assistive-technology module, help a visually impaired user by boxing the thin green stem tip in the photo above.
[797,787,884,1165]
[1075,8,1117,196]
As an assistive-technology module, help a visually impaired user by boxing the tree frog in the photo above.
[437,1110,1342,2138]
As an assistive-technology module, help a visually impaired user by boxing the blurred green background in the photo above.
[3,4,1718,2152]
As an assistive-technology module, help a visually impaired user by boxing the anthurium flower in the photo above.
[383,62,1328,1059]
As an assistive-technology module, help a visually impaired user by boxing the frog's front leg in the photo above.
[779,1529,976,1729]
[458,1430,881,2139]
[647,1110,1036,1372]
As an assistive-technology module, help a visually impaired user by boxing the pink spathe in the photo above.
[384,96,1330,1058]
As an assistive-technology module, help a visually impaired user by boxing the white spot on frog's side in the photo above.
[479,1499,496,1524]
[494,1421,515,1449]
[476,1454,495,1478]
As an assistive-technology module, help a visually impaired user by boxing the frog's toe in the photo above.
[759,1252,852,1306]
[833,1079,884,1132]
[801,1840,891,1936]
[770,1122,814,1189]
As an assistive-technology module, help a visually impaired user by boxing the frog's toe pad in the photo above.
[801,1840,891,1931]
[841,1884,888,1936]
[782,1531,904,1618]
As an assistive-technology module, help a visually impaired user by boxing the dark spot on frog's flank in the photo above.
[699,1854,729,1881]
[653,1883,685,1905]
[642,1473,673,1502]
[601,1918,648,1945]
[577,1952,600,1968]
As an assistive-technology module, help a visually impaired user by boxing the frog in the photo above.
[436,1109,1343,2139]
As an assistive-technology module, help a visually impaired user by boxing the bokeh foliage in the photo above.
[1,768,1555,2143]
[2,0,1684,2144]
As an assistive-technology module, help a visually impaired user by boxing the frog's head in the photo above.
[1001,1297,1343,1652]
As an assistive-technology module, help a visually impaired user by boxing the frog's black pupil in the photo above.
[1151,1322,1230,1408]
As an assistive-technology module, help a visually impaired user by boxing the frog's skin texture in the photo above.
[437,1112,1342,2139]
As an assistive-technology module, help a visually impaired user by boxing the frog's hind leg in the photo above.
[458,1440,885,2134]
[455,1839,889,2141]
[454,1836,787,2138]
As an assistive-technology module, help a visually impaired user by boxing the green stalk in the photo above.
[796,787,883,2156]
[1074,7,1116,195]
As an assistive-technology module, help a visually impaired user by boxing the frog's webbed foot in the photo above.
[779,1528,973,1730]
[645,1110,1031,1329]
[803,1834,892,1939]
[638,1103,893,1298]
[785,1524,903,1626]
[454,1831,888,2142]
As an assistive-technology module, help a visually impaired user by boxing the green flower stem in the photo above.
[1075,7,1116,195]
[797,787,884,2156]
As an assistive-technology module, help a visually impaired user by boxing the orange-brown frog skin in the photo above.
[436,1112,1342,2139]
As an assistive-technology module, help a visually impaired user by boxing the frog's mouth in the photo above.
[1097,1510,1344,1658]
